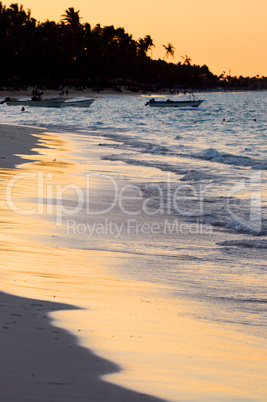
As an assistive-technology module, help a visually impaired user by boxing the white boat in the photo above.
[3,97,65,107]
[61,98,95,107]
[145,95,204,108]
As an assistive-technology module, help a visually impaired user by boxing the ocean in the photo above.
[1,90,266,400]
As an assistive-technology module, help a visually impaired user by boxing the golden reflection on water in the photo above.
[0,130,266,401]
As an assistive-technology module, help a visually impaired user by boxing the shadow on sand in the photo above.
[0,291,166,402]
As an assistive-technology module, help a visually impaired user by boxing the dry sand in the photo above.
[0,291,166,402]
[0,124,44,168]
[0,88,144,101]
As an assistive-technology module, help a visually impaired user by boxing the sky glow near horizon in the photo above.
[6,0,267,77]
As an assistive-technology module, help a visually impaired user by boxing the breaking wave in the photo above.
[194,147,267,170]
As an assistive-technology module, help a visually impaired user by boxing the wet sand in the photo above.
[0,123,165,402]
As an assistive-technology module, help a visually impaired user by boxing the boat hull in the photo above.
[147,100,204,108]
[5,98,65,107]
[61,99,95,107]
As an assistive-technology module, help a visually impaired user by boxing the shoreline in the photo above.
[0,123,166,402]
[1,88,266,103]
[0,88,146,100]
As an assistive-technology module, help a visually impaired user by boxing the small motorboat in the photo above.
[145,94,204,108]
[61,98,95,107]
[2,97,65,107]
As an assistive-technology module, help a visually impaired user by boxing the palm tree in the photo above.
[143,35,155,58]
[181,54,191,65]
[61,7,81,29]
[6,3,29,25]
[162,43,175,60]
[137,35,154,57]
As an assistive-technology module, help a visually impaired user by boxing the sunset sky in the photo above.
[7,0,267,77]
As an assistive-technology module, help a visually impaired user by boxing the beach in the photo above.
[0,88,145,100]
[0,90,266,401]
[0,123,169,401]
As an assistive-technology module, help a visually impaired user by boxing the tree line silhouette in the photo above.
[0,4,266,90]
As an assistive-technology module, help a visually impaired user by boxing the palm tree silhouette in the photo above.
[162,43,175,60]
[181,54,191,65]
[137,35,155,57]
[61,7,81,29]
[144,35,155,58]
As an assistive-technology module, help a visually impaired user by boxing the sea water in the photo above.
[1,91,267,398]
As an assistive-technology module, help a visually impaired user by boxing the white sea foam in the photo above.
[180,170,214,181]
[194,147,267,169]
[224,220,266,235]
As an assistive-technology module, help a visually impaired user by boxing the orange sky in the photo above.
[5,0,267,77]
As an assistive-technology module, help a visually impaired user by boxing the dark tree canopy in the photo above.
[0,3,265,89]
